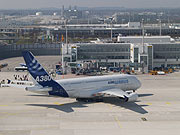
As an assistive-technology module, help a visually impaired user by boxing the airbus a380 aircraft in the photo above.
[15,51,141,102]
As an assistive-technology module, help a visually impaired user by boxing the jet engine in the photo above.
[123,93,138,102]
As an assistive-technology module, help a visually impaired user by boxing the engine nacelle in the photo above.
[126,93,138,102]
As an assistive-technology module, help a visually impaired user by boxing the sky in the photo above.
[0,0,180,9]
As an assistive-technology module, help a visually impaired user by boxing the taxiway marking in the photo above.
[114,116,122,128]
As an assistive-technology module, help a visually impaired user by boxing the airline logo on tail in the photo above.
[26,56,52,83]
[29,58,43,73]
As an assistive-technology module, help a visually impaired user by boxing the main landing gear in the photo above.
[76,98,103,102]
[76,98,94,102]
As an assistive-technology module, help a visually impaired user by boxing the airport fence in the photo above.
[0,44,62,60]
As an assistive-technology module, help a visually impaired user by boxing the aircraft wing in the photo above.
[97,88,138,102]
[98,89,129,98]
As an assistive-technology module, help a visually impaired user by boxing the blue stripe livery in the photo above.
[22,51,69,97]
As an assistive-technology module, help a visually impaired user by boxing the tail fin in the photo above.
[22,51,69,97]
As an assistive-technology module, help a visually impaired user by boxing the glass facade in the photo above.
[52,28,180,39]
[153,43,180,59]
[134,48,139,70]
[140,55,148,73]
[0,44,61,60]
[148,46,153,70]
[77,43,131,61]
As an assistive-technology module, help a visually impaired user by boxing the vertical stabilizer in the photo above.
[22,51,69,97]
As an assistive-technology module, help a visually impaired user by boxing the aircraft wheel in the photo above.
[76,98,94,102]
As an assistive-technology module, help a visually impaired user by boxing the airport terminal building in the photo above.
[1,35,180,73]
[66,36,180,72]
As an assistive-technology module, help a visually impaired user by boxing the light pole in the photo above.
[160,19,162,36]
[111,19,113,41]
[76,47,78,62]
[141,19,145,74]
[142,19,145,54]
[61,43,64,76]
[108,17,113,42]
[76,46,80,62]
[111,22,112,41]
[65,19,68,54]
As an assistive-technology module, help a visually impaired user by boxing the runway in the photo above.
[0,72,180,135]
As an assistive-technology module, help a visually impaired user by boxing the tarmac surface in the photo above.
[0,56,62,72]
[0,71,180,135]
[0,56,180,135]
